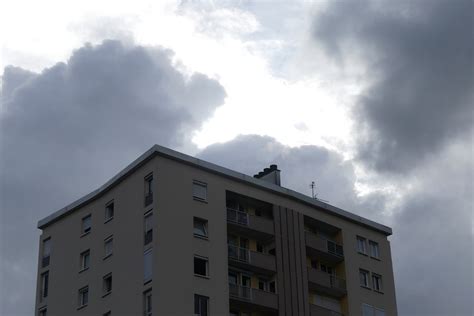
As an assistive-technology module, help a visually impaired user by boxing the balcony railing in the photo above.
[226,208,274,236]
[228,244,277,272]
[307,267,347,296]
[310,304,343,316]
[305,231,344,258]
[227,208,250,225]
[229,283,278,310]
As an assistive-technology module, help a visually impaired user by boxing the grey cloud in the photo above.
[198,134,388,221]
[198,134,473,315]
[0,40,225,315]
[313,0,473,173]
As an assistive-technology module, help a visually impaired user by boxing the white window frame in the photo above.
[80,249,90,271]
[40,271,49,301]
[78,286,89,308]
[357,236,367,255]
[42,238,51,267]
[194,255,209,277]
[359,269,370,288]
[194,294,209,316]
[372,273,383,292]
[192,180,207,202]
[369,240,380,259]
[105,201,114,222]
[102,273,112,295]
[144,211,153,245]
[193,217,208,238]
[144,289,152,316]
[144,249,152,283]
[81,214,92,235]
[104,236,113,259]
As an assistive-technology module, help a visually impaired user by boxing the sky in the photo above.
[0,0,472,315]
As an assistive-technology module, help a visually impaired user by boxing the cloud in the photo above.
[198,133,473,315]
[0,40,225,315]
[390,136,473,315]
[312,0,473,173]
[198,134,389,221]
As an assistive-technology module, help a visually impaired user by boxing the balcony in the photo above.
[307,268,347,298]
[228,245,276,274]
[227,208,274,239]
[305,231,344,264]
[229,283,278,311]
[310,304,343,316]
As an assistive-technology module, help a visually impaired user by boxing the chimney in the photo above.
[253,164,281,186]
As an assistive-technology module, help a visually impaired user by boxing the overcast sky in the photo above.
[1,1,472,315]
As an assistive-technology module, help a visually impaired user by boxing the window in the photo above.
[40,271,49,300]
[357,236,367,254]
[194,294,209,316]
[144,174,153,206]
[359,269,370,288]
[193,217,208,238]
[42,238,51,267]
[81,215,91,235]
[38,308,47,316]
[369,240,380,259]
[144,249,152,283]
[103,273,112,295]
[194,256,209,277]
[144,211,153,245]
[78,286,89,308]
[104,236,113,258]
[256,242,264,253]
[144,290,152,316]
[362,304,385,316]
[105,201,114,222]
[192,181,207,201]
[372,273,383,292]
[80,249,90,271]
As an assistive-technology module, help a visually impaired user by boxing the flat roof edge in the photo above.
[38,144,392,235]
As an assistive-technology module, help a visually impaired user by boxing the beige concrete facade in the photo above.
[35,145,397,316]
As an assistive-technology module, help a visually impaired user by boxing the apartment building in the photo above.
[35,145,397,316]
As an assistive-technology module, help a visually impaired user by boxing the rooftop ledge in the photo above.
[37,144,392,236]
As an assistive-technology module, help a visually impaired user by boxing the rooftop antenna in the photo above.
[310,181,329,203]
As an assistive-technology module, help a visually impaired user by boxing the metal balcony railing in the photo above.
[229,283,252,300]
[305,231,344,258]
[307,267,347,292]
[227,208,249,225]
[228,244,250,262]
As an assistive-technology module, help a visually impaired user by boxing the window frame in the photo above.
[38,307,47,316]
[194,255,209,278]
[193,217,208,239]
[105,200,114,223]
[40,271,49,301]
[372,273,383,293]
[81,214,92,236]
[359,269,370,289]
[144,211,153,246]
[78,286,89,309]
[369,240,380,259]
[80,249,90,272]
[194,294,209,316]
[104,236,113,259]
[357,236,367,255]
[144,173,154,206]
[143,289,152,316]
[42,237,51,268]
[102,273,112,296]
[192,180,208,202]
[144,249,152,284]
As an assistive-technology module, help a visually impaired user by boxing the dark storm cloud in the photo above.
[198,134,389,221]
[0,40,225,315]
[313,0,473,172]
